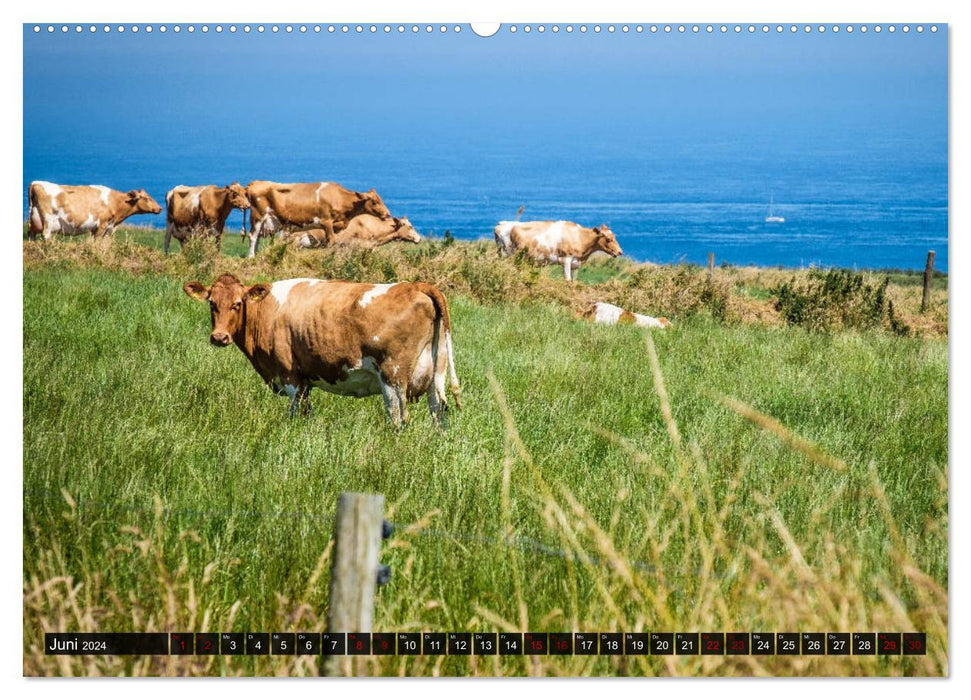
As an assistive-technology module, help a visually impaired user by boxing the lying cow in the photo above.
[293,214,422,249]
[245,180,395,258]
[494,220,623,281]
[183,274,461,428]
[164,183,251,253]
[581,302,671,329]
[27,181,161,240]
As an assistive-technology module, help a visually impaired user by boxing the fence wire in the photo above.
[24,488,734,579]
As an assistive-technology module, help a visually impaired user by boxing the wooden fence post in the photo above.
[921,250,936,313]
[707,252,715,275]
[322,492,385,677]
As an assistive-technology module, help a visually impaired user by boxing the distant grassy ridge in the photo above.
[22,234,948,676]
[23,227,948,338]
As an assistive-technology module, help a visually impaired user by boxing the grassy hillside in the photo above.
[23,235,947,676]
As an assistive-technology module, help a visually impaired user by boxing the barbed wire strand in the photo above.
[24,488,737,578]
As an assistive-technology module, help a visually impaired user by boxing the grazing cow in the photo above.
[182,274,461,428]
[293,215,422,249]
[494,220,623,281]
[164,183,251,253]
[244,180,395,258]
[27,181,161,240]
[581,302,671,329]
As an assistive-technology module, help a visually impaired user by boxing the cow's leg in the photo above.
[380,379,408,428]
[164,225,173,254]
[90,223,112,250]
[40,214,56,241]
[562,257,574,281]
[380,380,400,427]
[427,335,450,429]
[248,216,266,258]
[297,386,312,416]
[283,383,310,418]
[427,372,449,430]
[28,205,42,240]
[397,384,409,425]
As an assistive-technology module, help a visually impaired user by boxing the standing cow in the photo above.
[293,214,422,249]
[27,181,161,240]
[182,274,461,428]
[164,183,251,253]
[244,181,395,258]
[494,220,623,281]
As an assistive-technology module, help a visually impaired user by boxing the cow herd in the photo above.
[26,178,669,429]
[27,179,423,258]
[27,179,628,280]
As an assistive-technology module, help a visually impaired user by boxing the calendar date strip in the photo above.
[45,631,927,656]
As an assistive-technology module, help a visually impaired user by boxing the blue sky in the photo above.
[23,25,947,153]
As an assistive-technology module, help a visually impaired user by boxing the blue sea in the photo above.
[22,27,948,271]
[23,128,948,272]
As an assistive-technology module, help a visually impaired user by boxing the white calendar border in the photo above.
[2,0,962,697]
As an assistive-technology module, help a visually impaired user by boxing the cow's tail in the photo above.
[27,183,42,237]
[417,283,462,409]
[240,207,247,240]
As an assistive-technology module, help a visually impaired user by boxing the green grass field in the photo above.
[23,235,948,676]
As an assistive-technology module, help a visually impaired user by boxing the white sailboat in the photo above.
[765,196,785,223]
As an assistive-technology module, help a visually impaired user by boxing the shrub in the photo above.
[179,236,220,279]
[263,240,290,268]
[773,269,910,335]
[620,265,732,321]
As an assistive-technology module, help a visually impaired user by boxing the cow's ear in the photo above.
[126,190,139,203]
[183,281,209,301]
[593,226,602,235]
[245,283,272,302]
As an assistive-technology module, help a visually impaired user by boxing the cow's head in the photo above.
[593,225,623,257]
[225,182,251,210]
[358,188,393,221]
[183,273,271,347]
[127,189,162,214]
[392,217,422,244]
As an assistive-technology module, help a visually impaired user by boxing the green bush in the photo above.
[180,236,220,278]
[773,269,911,335]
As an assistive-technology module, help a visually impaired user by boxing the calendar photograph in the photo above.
[21,20,948,677]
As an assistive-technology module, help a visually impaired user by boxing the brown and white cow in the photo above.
[183,274,461,428]
[580,301,671,329]
[494,220,623,281]
[27,181,161,240]
[244,181,395,258]
[293,214,422,249]
[164,183,251,253]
